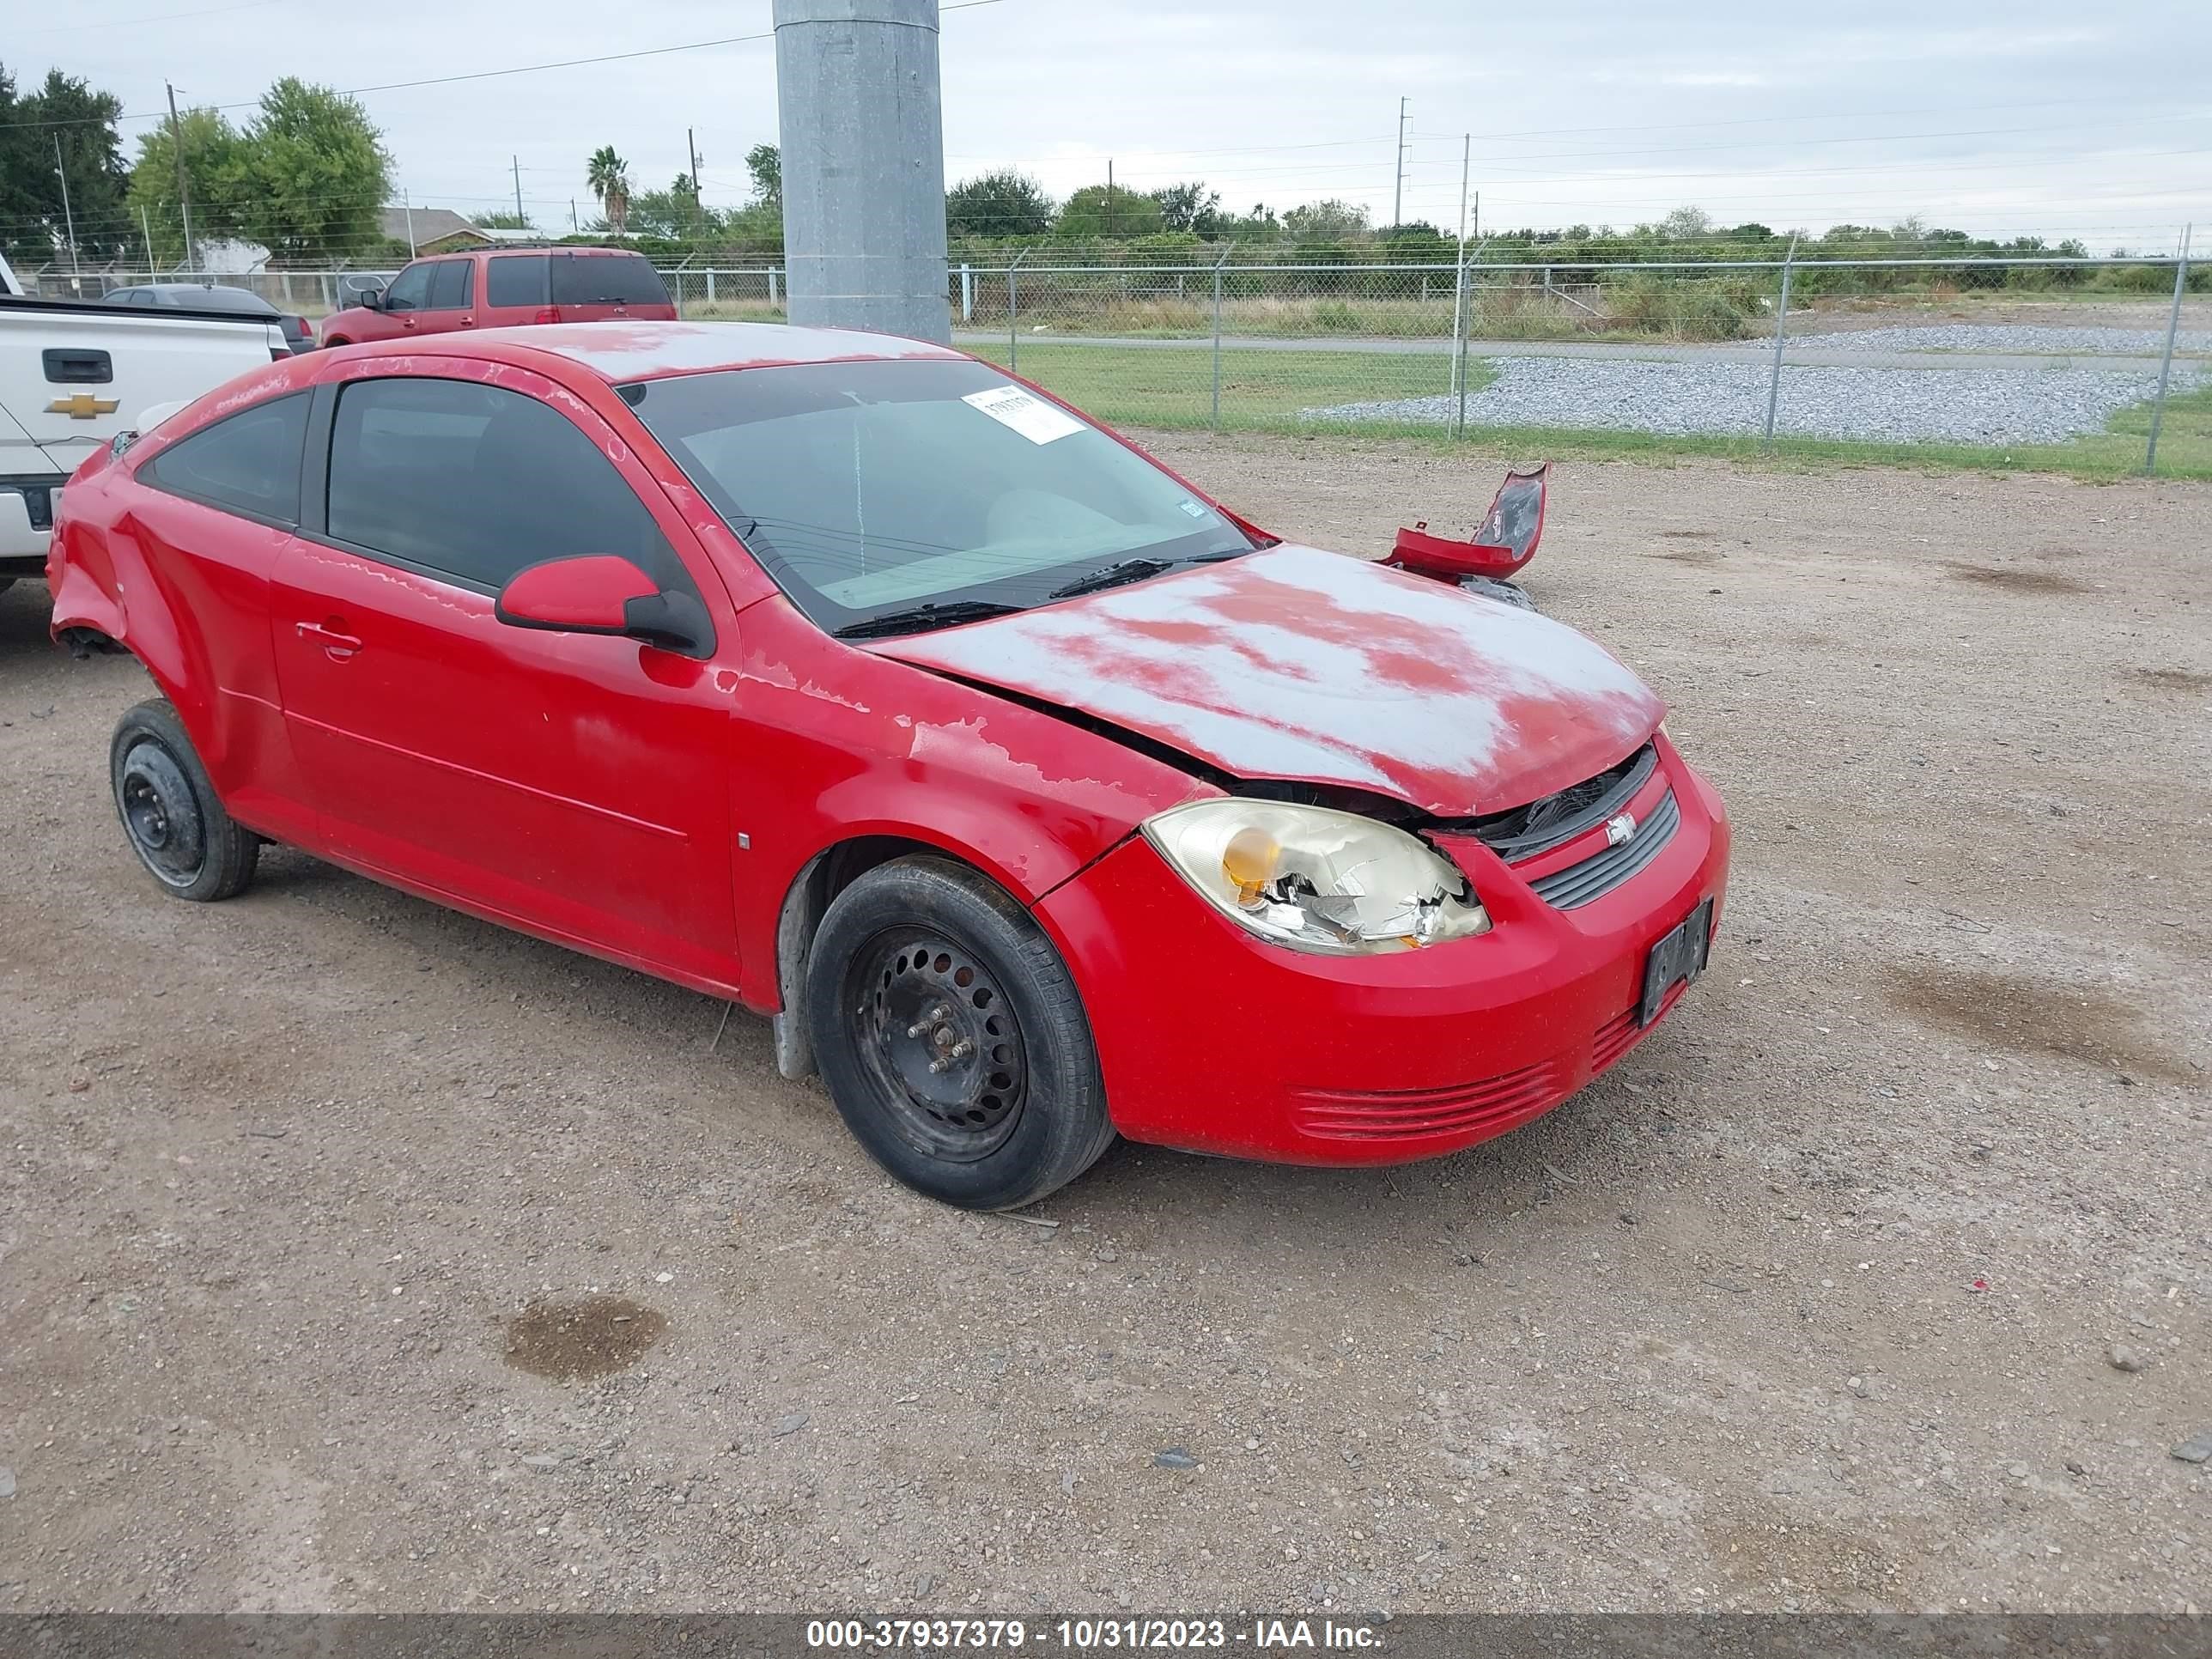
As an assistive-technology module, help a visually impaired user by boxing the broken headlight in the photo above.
[1141,799,1491,957]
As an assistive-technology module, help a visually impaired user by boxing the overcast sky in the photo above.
[17,0,2210,247]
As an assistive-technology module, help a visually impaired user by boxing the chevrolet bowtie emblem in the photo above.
[48,392,120,420]
[1605,811,1638,847]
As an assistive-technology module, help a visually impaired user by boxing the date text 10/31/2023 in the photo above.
[805,1620,1386,1650]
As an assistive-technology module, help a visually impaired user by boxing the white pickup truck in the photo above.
[1,253,289,591]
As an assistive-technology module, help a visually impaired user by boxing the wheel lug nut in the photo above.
[948,1039,974,1060]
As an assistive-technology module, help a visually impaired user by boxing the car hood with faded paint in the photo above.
[868,544,1665,817]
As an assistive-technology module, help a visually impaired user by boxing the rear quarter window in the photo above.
[140,392,310,526]
[485,255,549,307]
[551,254,670,307]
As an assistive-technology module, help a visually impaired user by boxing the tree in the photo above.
[1056,183,1162,241]
[586,145,631,234]
[1656,205,1713,241]
[473,210,533,230]
[228,79,389,260]
[1378,219,1452,261]
[946,168,1054,239]
[128,105,244,267]
[1151,180,1222,237]
[127,80,386,264]
[745,143,781,209]
[1281,198,1370,244]
[0,63,131,268]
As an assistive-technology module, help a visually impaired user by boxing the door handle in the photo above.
[295,620,363,659]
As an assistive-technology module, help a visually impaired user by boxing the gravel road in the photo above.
[2,444,2208,1615]
[1310,358,2205,443]
[1781,325,2212,357]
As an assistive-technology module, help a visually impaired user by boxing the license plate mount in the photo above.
[1638,896,1713,1027]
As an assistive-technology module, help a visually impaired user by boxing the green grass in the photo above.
[980,340,2212,481]
[970,341,1491,432]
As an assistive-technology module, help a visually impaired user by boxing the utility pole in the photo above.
[1107,157,1114,194]
[1393,96,1408,229]
[571,198,579,233]
[53,136,82,279]
[775,0,951,340]
[403,189,417,257]
[687,127,702,209]
[166,82,197,272]
[1472,190,1480,240]
[513,155,525,225]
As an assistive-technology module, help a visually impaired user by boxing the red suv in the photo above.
[317,246,674,347]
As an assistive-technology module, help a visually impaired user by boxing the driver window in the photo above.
[381,264,433,313]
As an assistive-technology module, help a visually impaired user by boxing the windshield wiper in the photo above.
[1047,550,1246,601]
[833,600,1026,640]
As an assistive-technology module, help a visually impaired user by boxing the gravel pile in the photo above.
[1787,323,2212,356]
[1307,356,2206,444]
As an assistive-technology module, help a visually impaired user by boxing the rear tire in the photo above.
[109,699,259,902]
[804,856,1114,1210]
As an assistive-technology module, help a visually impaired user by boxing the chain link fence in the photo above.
[27,252,2206,473]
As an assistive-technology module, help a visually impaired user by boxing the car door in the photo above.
[357,261,432,343]
[268,361,744,989]
[415,258,475,336]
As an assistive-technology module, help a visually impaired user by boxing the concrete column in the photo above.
[774,0,951,343]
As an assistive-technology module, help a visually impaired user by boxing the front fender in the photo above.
[726,605,1220,1008]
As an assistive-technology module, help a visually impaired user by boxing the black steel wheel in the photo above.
[805,856,1114,1210]
[850,928,1030,1163]
[108,699,259,902]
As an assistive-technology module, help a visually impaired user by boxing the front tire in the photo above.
[804,856,1114,1210]
[109,699,259,902]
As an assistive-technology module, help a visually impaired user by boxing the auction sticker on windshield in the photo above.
[962,385,1085,444]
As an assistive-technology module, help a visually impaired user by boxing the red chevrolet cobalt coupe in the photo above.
[47,323,1728,1209]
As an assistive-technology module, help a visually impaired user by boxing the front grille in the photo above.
[1462,744,1656,862]
[1290,1056,1569,1142]
[1528,787,1680,909]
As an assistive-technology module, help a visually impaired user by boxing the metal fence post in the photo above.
[961,263,974,323]
[1210,245,1232,428]
[1454,241,1483,439]
[1008,249,1028,374]
[769,268,781,308]
[2145,225,2193,476]
[1762,234,1799,447]
[706,270,717,304]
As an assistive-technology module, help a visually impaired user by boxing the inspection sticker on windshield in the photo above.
[963,386,1085,445]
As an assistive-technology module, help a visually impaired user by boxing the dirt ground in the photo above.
[1,437,2207,1616]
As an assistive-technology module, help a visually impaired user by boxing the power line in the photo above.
[0,0,1004,131]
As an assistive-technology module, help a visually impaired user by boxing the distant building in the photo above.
[380,207,496,255]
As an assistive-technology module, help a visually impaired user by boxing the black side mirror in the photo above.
[356,286,384,311]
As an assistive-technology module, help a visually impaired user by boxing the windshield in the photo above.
[623,358,1253,635]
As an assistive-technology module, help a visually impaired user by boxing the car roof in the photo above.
[386,320,967,384]
[413,245,645,259]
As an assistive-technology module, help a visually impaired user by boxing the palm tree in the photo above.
[585,145,631,234]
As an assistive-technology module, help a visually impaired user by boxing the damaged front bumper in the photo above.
[1034,735,1730,1167]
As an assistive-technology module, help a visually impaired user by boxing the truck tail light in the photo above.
[532,306,563,325]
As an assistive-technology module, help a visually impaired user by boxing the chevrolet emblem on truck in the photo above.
[49,393,121,420]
